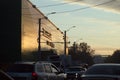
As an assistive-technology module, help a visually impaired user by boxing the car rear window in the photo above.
[85,65,120,75]
[7,64,34,72]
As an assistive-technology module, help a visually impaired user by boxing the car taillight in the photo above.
[32,72,38,80]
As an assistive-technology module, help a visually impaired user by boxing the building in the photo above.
[22,0,65,61]
[0,0,67,63]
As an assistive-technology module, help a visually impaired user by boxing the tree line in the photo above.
[68,42,120,66]
[105,50,120,63]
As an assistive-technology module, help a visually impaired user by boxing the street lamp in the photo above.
[64,26,76,55]
[38,12,56,60]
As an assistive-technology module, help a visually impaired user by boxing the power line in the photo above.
[53,0,115,14]
[22,0,114,15]
[37,0,82,8]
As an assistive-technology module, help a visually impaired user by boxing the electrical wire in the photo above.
[52,0,115,14]
[23,0,114,15]
[37,0,82,8]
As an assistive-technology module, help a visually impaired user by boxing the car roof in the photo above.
[92,63,120,66]
[15,61,36,64]
[14,61,52,65]
[88,63,120,69]
[82,63,120,76]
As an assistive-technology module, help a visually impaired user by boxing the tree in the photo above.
[78,42,94,54]
[104,49,120,63]
[69,42,94,66]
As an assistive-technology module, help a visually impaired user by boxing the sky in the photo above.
[30,0,120,55]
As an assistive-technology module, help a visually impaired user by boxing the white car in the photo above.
[7,61,66,80]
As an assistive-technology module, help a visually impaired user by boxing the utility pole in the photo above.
[37,12,56,61]
[38,18,41,60]
[64,26,76,55]
[64,31,67,55]
[73,42,76,54]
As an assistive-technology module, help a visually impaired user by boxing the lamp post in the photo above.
[38,12,56,61]
[64,26,76,55]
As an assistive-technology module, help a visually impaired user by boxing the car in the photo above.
[6,61,66,80]
[65,66,86,80]
[81,63,120,80]
[0,69,14,80]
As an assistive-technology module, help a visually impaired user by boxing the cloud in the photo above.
[86,17,120,26]
[64,0,120,14]
[93,47,117,55]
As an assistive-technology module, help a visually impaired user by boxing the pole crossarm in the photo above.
[52,41,70,44]
[40,41,70,44]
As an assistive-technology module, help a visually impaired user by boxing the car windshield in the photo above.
[7,64,34,72]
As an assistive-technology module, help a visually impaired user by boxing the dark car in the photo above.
[0,69,14,80]
[81,63,120,80]
[65,66,86,80]
[6,61,66,80]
